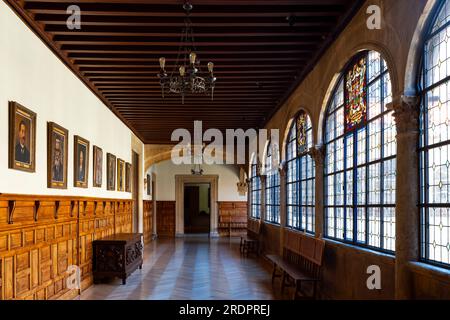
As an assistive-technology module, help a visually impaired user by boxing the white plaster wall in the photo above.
[148,160,246,202]
[0,2,138,199]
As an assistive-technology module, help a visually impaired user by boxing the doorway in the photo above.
[184,183,210,234]
[175,175,219,237]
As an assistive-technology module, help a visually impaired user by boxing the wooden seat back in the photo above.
[247,218,261,239]
[283,230,325,278]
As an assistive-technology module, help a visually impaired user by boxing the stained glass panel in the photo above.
[345,57,367,132]
[297,112,308,155]
[324,50,396,252]
[286,111,315,233]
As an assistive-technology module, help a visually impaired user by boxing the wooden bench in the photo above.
[267,231,325,300]
[240,219,261,257]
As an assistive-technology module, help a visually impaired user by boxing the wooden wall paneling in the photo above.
[114,201,133,234]
[218,202,247,237]
[0,197,79,300]
[143,200,153,244]
[156,201,175,237]
[78,200,96,291]
[0,195,133,300]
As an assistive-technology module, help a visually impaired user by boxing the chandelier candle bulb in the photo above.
[179,66,185,77]
[208,62,214,73]
[190,52,197,65]
[159,57,166,70]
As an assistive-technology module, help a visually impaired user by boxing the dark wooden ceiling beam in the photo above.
[24,0,350,5]
[55,40,318,46]
[48,31,328,38]
[6,0,361,144]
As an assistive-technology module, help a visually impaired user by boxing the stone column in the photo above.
[279,162,287,254]
[310,145,325,238]
[388,95,420,300]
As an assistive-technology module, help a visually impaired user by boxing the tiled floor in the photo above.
[81,237,280,300]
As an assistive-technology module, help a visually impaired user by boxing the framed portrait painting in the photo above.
[74,136,89,188]
[117,158,125,192]
[107,153,116,191]
[125,162,132,193]
[47,122,68,189]
[93,146,103,188]
[8,101,36,172]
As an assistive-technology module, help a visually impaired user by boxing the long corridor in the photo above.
[81,238,278,300]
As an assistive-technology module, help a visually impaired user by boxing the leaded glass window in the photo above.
[324,51,396,252]
[286,111,315,233]
[420,0,450,267]
[250,155,261,219]
[265,142,280,224]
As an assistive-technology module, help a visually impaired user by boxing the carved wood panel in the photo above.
[218,202,247,237]
[156,201,175,237]
[143,201,153,244]
[0,195,133,300]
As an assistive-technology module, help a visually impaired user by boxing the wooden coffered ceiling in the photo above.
[5,0,364,144]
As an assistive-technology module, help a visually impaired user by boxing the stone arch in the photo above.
[281,107,315,163]
[317,43,399,145]
[404,0,439,96]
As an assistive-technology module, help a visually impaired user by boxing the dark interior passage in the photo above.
[184,183,210,234]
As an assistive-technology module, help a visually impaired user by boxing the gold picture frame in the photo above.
[8,101,37,173]
[117,158,125,192]
[47,122,69,189]
[107,153,116,191]
[74,135,89,188]
[93,146,103,188]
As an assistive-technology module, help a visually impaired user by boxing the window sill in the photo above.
[263,221,281,228]
[408,261,450,284]
[324,238,395,264]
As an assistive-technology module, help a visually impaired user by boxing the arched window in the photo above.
[286,111,315,233]
[420,0,450,267]
[324,50,396,252]
[265,142,280,224]
[250,154,261,219]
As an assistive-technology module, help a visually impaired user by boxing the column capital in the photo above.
[256,163,263,176]
[387,95,420,134]
[309,145,325,167]
[278,161,287,177]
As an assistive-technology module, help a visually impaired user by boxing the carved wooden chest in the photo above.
[92,233,143,285]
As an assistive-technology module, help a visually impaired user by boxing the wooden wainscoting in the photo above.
[156,201,175,237]
[0,194,133,300]
[218,202,247,237]
[143,201,153,244]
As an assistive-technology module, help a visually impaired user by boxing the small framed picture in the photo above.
[8,102,36,172]
[74,135,89,188]
[93,146,103,188]
[117,158,125,192]
[125,162,132,193]
[47,122,69,189]
[107,153,116,191]
[146,174,151,196]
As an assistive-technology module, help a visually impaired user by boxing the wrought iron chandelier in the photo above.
[157,1,217,104]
